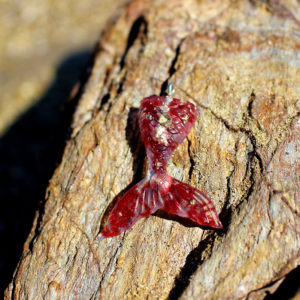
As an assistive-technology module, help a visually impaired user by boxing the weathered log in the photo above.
[5,0,300,299]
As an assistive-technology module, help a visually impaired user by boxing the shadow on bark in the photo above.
[265,266,300,300]
[0,49,92,294]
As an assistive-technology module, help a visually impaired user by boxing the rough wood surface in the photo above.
[5,0,300,299]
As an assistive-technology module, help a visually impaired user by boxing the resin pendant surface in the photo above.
[99,83,222,239]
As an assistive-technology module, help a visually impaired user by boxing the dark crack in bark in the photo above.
[167,233,218,300]
[117,71,128,95]
[99,93,111,111]
[161,39,185,96]
[120,16,148,71]
[219,169,235,234]
[186,137,196,181]
[265,266,300,300]
[247,90,255,119]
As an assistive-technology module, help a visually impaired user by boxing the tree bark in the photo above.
[5,0,300,299]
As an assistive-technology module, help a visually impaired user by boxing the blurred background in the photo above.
[0,0,126,293]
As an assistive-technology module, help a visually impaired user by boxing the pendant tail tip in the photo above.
[163,177,223,230]
[214,219,223,229]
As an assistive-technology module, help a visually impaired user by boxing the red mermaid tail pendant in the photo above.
[99,83,222,239]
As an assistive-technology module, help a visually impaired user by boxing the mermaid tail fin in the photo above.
[98,178,164,239]
[162,178,223,229]
[98,175,222,239]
